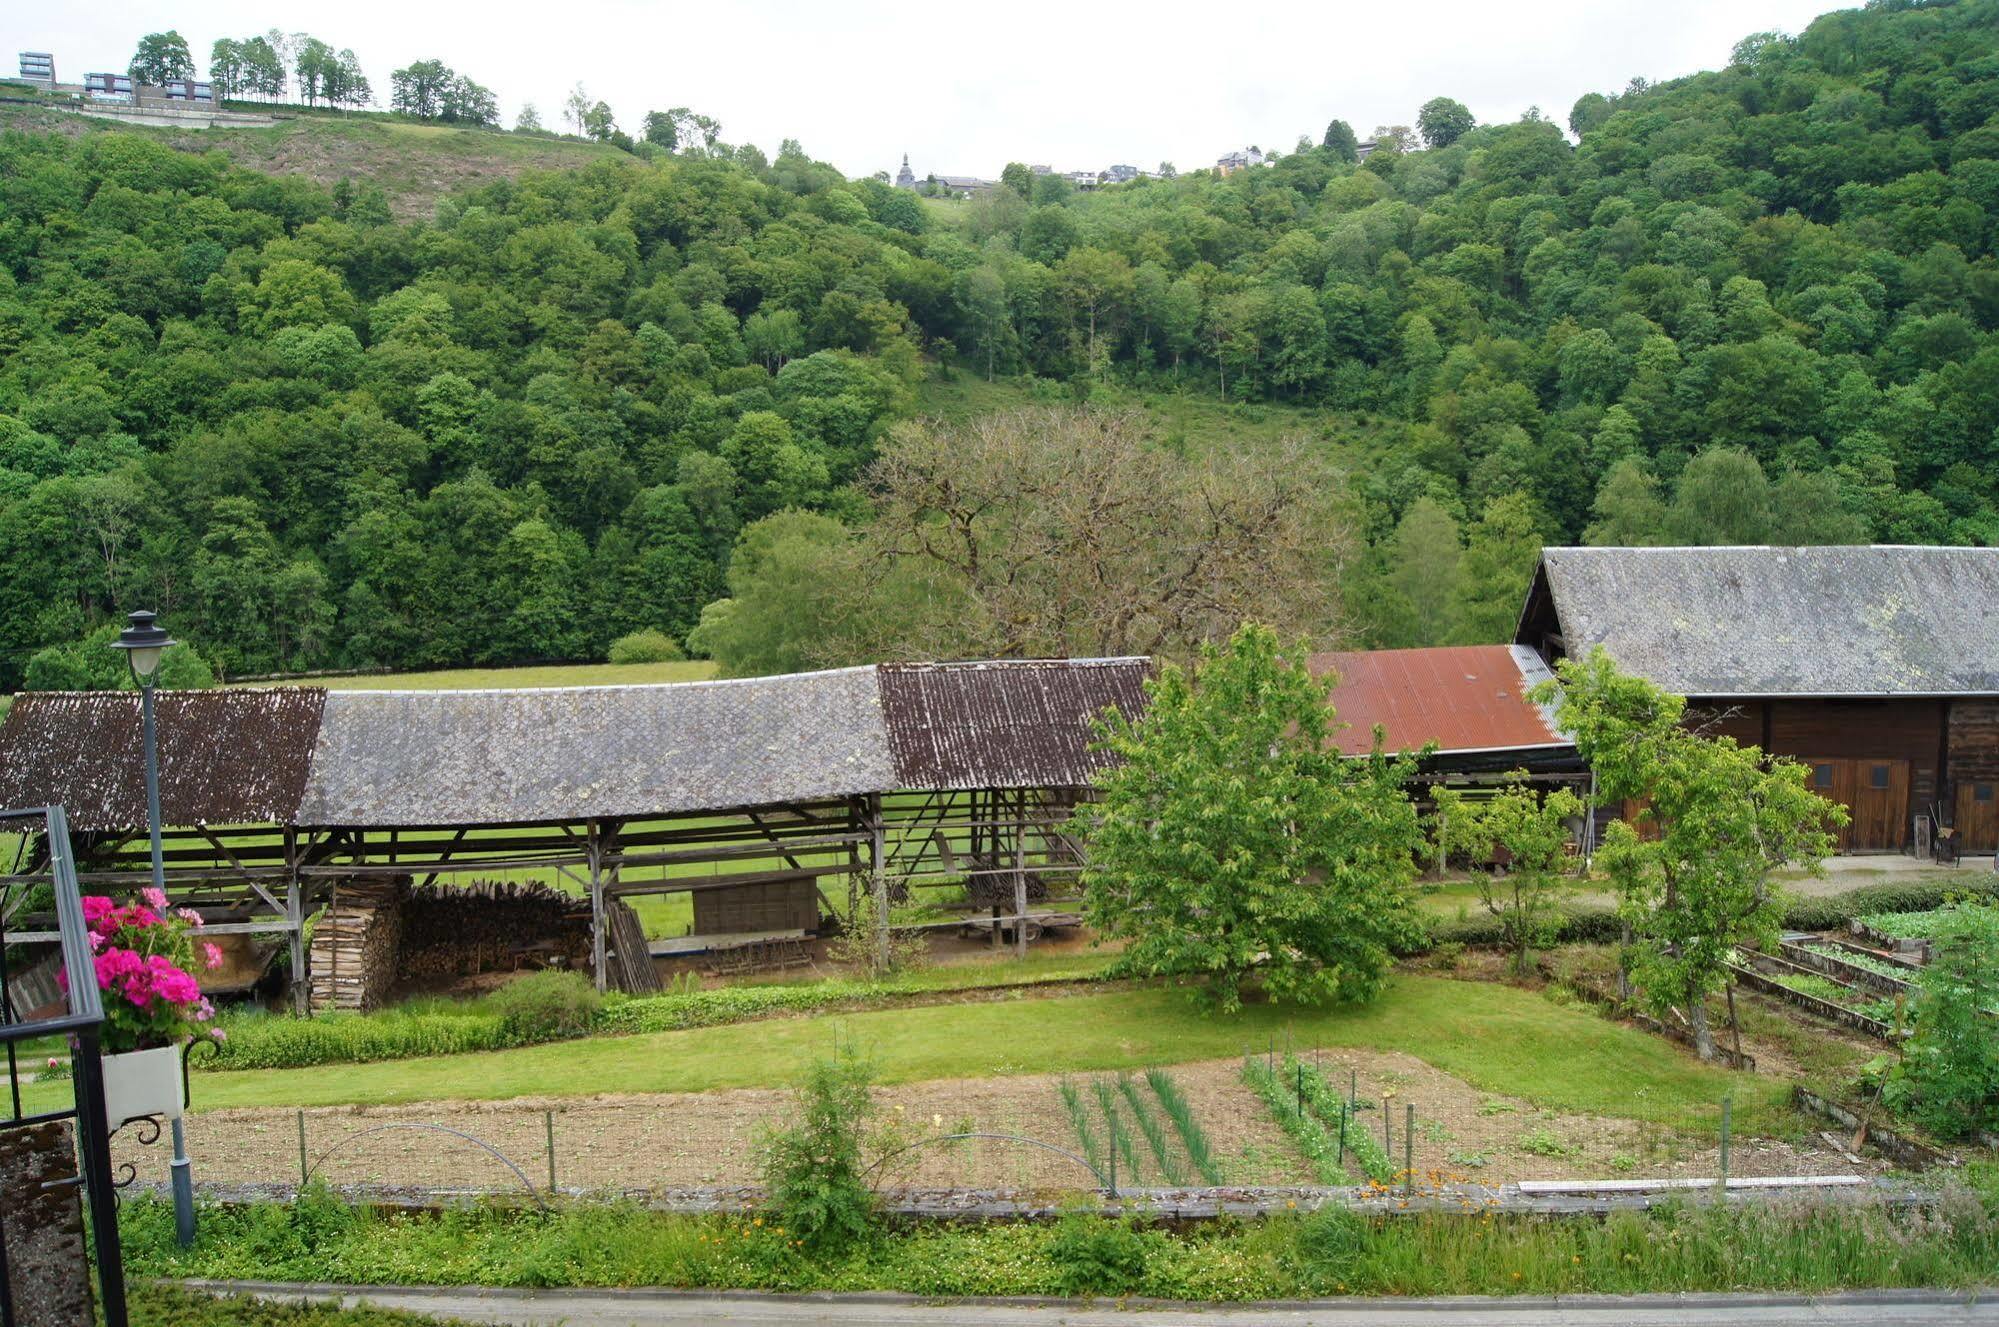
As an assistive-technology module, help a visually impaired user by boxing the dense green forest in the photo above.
[3,0,1997,685]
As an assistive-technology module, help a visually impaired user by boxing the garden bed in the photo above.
[131,1051,1876,1195]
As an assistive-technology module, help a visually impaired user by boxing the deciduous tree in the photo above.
[1076,623,1424,1012]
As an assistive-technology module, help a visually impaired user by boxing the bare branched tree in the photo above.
[851,408,1354,664]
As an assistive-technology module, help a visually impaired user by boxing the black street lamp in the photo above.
[109,610,173,897]
[108,609,195,1246]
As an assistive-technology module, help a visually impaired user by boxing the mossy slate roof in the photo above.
[1533,545,1999,698]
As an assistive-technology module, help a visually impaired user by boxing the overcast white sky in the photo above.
[24,0,1849,178]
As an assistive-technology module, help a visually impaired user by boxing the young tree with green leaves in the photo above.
[1074,623,1425,1013]
[1430,779,1583,973]
[1536,650,1843,1059]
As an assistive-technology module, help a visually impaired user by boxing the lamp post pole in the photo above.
[111,610,194,1247]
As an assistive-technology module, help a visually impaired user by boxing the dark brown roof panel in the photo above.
[0,688,326,832]
[878,659,1149,790]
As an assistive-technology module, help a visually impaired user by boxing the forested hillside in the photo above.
[3,0,1997,684]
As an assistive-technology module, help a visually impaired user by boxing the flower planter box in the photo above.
[99,1045,184,1126]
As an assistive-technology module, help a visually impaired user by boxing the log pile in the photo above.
[309,879,406,1013]
[400,880,591,980]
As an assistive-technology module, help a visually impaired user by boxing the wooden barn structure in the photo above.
[0,658,1147,1004]
[1516,545,1999,855]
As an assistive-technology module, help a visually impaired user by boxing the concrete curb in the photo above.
[173,1278,1999,1313]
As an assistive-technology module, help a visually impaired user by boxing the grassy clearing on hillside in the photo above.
[268,660,718,690]
[914,372,1365,453]
[23,978,1783,1130]
[0,102,629,221]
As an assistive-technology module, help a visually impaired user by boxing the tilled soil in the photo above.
[131,1050,1881,1195]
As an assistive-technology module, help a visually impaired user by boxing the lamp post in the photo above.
[108,609,195,1247]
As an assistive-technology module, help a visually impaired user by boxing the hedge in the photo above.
[1409,878,1999,954]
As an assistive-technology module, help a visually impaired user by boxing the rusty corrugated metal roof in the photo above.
[1310,646,1566,757]
[878,659,1149,790]
[0,688,326,832]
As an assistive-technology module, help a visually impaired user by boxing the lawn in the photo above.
[25,977,1782,1129]
[273,660,718,690]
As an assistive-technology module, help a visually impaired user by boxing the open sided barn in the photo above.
[0,658,1145,1007]
[1516,545,1999,855]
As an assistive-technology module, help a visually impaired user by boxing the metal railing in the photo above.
[1,804,129,1327]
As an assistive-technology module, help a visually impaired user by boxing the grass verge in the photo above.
[121,1178,1999,1300]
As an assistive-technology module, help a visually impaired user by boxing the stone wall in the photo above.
[0,1120,94,1326]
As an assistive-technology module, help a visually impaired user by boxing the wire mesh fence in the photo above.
[87,1044,1888,1201]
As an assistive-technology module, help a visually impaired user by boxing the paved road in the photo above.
[183,1281,1999,1325]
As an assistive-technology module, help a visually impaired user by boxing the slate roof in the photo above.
[0,660,1159,829]
[878,659,1148,790]
[0,688,326,833]
[294,669,896,826]
[1310,646,1566,756]
[1532,546,1999,698]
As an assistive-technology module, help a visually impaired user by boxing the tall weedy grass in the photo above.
[119,1176,1999,1300]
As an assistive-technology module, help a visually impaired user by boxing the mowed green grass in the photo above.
[23,977,1781,1128]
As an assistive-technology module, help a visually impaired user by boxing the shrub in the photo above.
[1886,902,1999,1138]
[486,970,602,1043]
[606,629,685,665]
[1046,1213,1156,1296]
[759,1046,885,1252]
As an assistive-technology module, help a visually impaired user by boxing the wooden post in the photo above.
[868,793,888,972]
[284,824,307,1014]
[587,819,607,994]
[1013,788,1029,959]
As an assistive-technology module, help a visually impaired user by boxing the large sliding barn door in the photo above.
[1804,758,1911,852]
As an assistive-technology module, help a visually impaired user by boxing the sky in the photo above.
[23,0,1852,178]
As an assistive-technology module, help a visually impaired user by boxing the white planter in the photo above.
[99,1045,185,1126]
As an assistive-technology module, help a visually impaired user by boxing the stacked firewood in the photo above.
[399,880,591,979]
[308,878,407,1013]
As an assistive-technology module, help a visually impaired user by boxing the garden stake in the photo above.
[545,1110,556,1192]
[1337,1104,1347,1165]
[1404,1104,1414,1195]
[1718,1096,1732,1196]
[297,1110,307,1188]
[1350,1068,1357,1107]
[1296,1063,1304,1118]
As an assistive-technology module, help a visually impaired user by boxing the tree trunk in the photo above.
[1688,998,1716,1062]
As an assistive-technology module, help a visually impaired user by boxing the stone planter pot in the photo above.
[99,1045,184,1126]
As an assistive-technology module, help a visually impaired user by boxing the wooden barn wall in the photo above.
[1949,701,1999,781]
[1765,699,1947,804]
[1683,702,1765,747]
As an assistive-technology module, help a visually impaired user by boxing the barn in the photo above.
[1515,545,1999,855]
[0,658,1148,1006]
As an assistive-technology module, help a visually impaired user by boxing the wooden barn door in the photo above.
[1956,779,1999,853]
[1804,758,1910,852]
